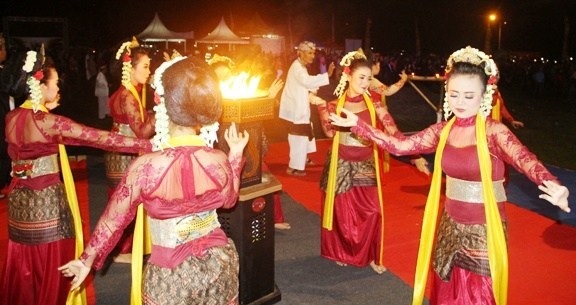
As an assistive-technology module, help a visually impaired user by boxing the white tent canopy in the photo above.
[196,17,249,45]
[137,13,194,50]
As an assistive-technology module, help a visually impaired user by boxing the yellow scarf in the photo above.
[491,92,502,121]
[130,134,206,305]
[412,114,508,305]
[20,100,88,305]
[125,83,147,122]
[322,92,386,265]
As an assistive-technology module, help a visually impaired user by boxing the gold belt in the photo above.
[11,154,59,179]
[339,131,370,147]
[148,210,220,248]
[112,122,136,137]
[446,176,506,203]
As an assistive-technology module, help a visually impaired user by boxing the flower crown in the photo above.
[115,37,140,88]
[22,49,45,112]
[333,49,367,97]
[207,54,234,69]
[443,46,499,119]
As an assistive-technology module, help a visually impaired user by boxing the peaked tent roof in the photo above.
[196,17,248,45]
[137,13,194,42]
[237,13,276,36]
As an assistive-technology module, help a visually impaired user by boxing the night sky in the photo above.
[1,0,576,58]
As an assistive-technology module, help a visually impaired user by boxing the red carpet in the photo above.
[265,139,576,305]
[0,158,96,305]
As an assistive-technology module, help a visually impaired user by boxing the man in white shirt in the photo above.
[279,41,334,176]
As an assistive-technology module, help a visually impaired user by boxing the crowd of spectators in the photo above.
[5,37,576,128]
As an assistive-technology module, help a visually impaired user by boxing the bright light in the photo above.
[219,72,266,99]
[489,14,497,22]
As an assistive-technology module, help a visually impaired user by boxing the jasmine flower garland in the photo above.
[333,50,367,98]
[22,51,43,112]
[151,56,186,151]
[199,122,219,148]
[115,38,139,88]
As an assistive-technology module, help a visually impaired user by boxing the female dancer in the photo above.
[60,56,249,305]
[330,46,570,305]
[315,49,411,274]
[105,38,155,262]
[0,49,151,305]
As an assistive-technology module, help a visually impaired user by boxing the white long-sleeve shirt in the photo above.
[279,59,329,124]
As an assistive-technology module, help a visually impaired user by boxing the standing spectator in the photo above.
[94,60,110,119]
[279,41,334,176]
[532,65,545,97]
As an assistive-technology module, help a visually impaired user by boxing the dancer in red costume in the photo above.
[315,49,407,274]
[490,64,524,129]
[368,51,431,175]
[0,49,151,305]
[105,38,155,262]
[60,56,249,305]
[330,46,571,305]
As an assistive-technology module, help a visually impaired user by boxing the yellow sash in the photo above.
[412,114,508,305]
[322,93,386,265]
[477,114,508,305]
[130,134,206,305]
[491,93,502,122]
[125,83,147,122]
[20,101,88,305]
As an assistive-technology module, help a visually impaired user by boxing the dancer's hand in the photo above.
[398,70,408,82]
[511,120,524,129]
[329,108,358,128]
[268,78,284,99]
[411,157,431,176]
[538,180,571,213]
[58,260,91,291]
[328,62,336,77]
[224,122,249,156]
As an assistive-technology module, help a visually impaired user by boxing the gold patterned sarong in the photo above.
[8,183,75,244]
[105,122,137,188]
[142,239,239,305]
[433,211,508,281]
[320,149,377,194]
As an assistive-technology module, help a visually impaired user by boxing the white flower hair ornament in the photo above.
[115,37,140,88]
[199,122,220,148]
[443,46,498,119]
[333,49,367,97]
[23,50,45,112]
[207,54,234,69]
[151,55,187,151]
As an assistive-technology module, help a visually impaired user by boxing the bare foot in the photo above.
[370,261,387,274]
[274,222,291,230]
[113,253,132,264]
[336,261,348,267]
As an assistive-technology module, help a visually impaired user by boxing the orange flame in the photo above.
[219,72,266,99]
